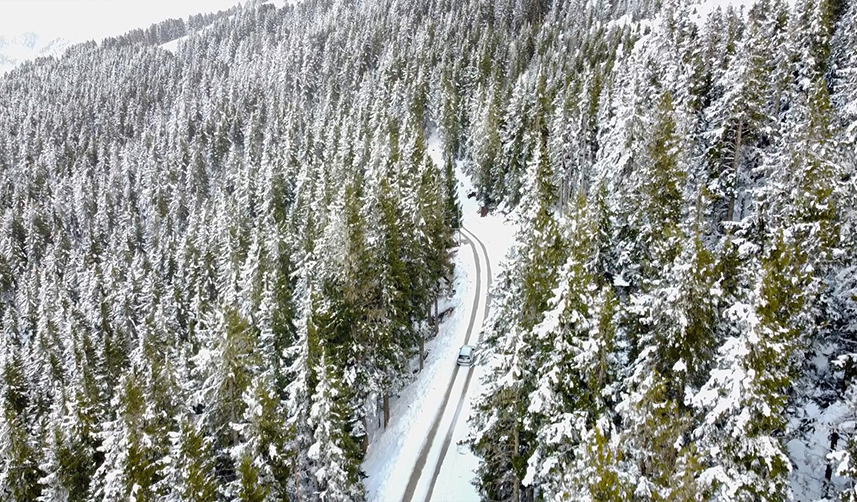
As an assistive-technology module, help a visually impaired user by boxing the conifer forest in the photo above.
[1,0,857,500]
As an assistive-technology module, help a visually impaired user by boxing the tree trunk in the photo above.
[512,424,520,502]
[419,335,425,371]
[384,394,390,429]
[435,295,439,336]
[727,122,743,222]
[361,415,369,452]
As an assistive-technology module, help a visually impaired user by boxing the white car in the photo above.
[457,345,475,366]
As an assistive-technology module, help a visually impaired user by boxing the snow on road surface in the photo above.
[404,226,487,502]
[361,134,516,502]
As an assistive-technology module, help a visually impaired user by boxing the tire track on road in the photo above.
[401,229,483,502]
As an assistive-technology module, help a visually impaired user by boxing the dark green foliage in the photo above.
[1,349,43,502]
[748,233,811,433]
[641,90,685,265]
[235,454,268,502]
[443,155,462,232]
[174,418,220,502]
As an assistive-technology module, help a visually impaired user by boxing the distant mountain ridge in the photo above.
[0,32,74,74]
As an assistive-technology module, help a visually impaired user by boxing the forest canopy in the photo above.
[0,0,856,500]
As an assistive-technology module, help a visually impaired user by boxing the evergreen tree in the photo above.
[693,232,811,501]
[308,351,364,502]
[522,195,622,499]
[0,344,43,502]
[703,0,776,224]
[164,417,219,502]
[90,368,161,502]
[0,0,854,498]
[442,154,462,233]
[637,89,685,275]
[193,306,260,484]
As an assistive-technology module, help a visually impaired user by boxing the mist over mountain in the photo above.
[0,32,74,74]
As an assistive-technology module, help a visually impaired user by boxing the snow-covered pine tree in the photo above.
[192,306,260,487]
[692,231,812,501]
[0,341,43,502]
[703,0,776,226]
[471,94,565,501]
[308,350,364,502]
[522,194,623,499]
[469,82,503,206]
[832,0,857,146]
[39,321,104,501]
[163,416,219,502]
[614,84,705,499]
[89,367,161,502]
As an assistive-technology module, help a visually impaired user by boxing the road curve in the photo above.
[401,228,485,502]
[462,226,492,318]
[422,226,491,502]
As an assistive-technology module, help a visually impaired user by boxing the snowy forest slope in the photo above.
[0,0,463,500]
[0,0,856,500]
[465,0,857,500]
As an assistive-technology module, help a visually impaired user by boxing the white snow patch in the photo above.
[159,34,188,53]
[614,274,630,287]
[789,400,852,499]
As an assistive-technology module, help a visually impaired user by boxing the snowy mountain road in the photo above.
[423,226,492,502]
[402,225,492,502]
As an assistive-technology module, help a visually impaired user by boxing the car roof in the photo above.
[459,345,474,355]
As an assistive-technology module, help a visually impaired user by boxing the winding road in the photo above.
[402,225,492,502]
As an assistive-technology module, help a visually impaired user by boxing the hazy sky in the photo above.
[0,0,245,42]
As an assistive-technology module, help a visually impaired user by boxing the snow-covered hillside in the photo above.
[1,0,856,499]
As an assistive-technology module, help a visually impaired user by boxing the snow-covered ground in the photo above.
[362,135,517,501]
[159,34,189,54]
[788,399,851,499]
